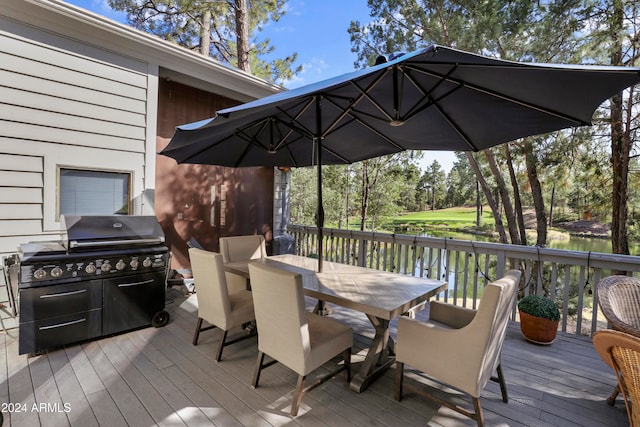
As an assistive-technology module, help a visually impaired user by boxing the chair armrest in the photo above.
[609,315,640,338]
[429,301,477,329]
[396,316,486,396]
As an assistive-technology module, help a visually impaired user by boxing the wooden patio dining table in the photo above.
[223,254,447,393]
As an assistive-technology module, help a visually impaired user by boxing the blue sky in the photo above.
[64,0,455,172]
[65,0,372,88]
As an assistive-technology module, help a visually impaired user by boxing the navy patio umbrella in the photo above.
[160,44,640,271]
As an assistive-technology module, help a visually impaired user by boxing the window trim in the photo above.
[56,166,133,219]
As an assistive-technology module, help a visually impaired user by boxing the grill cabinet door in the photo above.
[18,280,103,355]
[102,272,165,335]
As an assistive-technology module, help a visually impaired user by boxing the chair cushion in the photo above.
[220,235,266,263]
[396,269,520,397]
[228,290,256,327]
[305,312,353,375]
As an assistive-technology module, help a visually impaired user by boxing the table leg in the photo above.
[350,314,395,393]
[312,300,333,316]
[312,300,325,314]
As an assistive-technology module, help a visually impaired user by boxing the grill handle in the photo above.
[118,279,154,288]
[69,238,164,249]
[40,289,87,299]
[39,318,86,330]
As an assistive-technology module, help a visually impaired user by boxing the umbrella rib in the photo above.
[400,65,459,121]
[174,130,248,165]
[269,117,307,166]
[316,67,407,151]
[316,69,393,140]
[265,99,353,165]
[320,95,406,152]
[432,103,479,151]
[404,63,589,125]
[334,108,406,151]
[233,117,311,167]
[273,97,317,144]
[347,72,395,123]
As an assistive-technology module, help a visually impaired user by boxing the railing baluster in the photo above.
[576,265,586,335]
[591,269,602,333]
[562,267,571,333]
[441,246,449,302]
[463,252,470,308]
[472,252,479,310]
[453,250,461,305]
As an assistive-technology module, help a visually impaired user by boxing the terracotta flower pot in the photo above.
[519,310,560,345]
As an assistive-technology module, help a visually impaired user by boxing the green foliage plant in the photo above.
[517,294,560,321]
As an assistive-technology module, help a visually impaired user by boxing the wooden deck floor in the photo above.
[0,286,630,427]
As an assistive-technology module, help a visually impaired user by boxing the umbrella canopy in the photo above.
[160,44,640,271]
[161,44,640,167]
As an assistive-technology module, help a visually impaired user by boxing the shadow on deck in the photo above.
[0,286,629,426]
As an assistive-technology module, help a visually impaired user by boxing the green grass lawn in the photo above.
[389,206,495,229]
[333,207,497,236]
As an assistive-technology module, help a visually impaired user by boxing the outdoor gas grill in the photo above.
[16,215,170,355]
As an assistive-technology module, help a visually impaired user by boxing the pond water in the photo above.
[548,235,613,253]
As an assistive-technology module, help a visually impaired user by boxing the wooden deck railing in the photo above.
[287,224,640,337]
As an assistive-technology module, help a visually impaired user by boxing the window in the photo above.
[59,168,131,217]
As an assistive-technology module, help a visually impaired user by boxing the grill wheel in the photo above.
[151,310,170,327]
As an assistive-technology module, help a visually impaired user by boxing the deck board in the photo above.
[46,348,99,427]
[0,286,630,426]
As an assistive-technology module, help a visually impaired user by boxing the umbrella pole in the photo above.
[315,96,324,273]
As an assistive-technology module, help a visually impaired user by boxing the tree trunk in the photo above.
[200,9,211,56]
[609,0,630,258]
[466,152,508,243]
[549,185,555,227]
[476,180,481,226]
[505,144,527,245]
[523,138,547,246]
[485,148,521,244]
[360,163,370,231]
[234,0,251,73]
[344,166,350,229]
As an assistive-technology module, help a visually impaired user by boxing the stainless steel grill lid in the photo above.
[61,215,165,250]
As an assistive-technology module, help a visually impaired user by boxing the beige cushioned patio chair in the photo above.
[394,269,521,427]
[189,248,256,362]
[593,330,640,427]
[248,261,352,416]
[596,275,640,405]
[220,235,267,293]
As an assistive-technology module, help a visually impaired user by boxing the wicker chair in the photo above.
[593,330,640,426]
[597,275,640,405]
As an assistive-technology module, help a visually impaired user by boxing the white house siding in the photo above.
[0,16,154,255]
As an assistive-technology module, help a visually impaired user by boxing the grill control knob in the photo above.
[101,262,112,272]
[33,268,47,280]
[129,259,139,269]
[142,257,153,268]
[50,266,64,278]
[116,260,126,271]
[85,264,97,274]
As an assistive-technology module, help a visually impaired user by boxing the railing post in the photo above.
[496,252,506,279]
[357,235,367,267]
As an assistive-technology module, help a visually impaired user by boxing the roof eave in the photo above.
[6,0,282,102]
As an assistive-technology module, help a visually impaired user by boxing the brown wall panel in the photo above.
[156,79,274,272]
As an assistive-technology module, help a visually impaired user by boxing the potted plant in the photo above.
[517,294,561,345]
